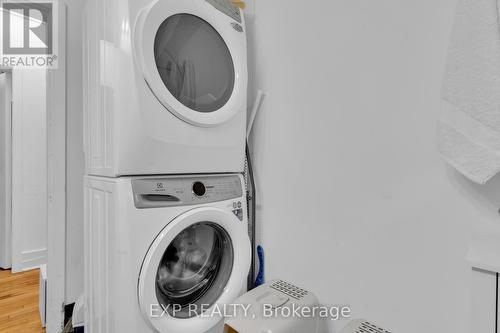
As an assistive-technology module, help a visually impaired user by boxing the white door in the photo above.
[134,0,247,126]
[138,207,251,333]
[0,71,12,269]
[11,69,48,273]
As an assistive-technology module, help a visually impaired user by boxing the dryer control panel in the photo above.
[206,0,242,23]
[132,175,243,209]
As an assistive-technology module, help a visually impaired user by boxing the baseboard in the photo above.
[11,248,47,273]
[20,248,47,270]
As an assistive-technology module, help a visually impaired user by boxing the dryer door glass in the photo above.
[154,14,235,113]
[156,222,234,318]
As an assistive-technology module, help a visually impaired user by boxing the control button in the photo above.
[233,209,244,221]
[231,22,243,32]
[192,181,206,197]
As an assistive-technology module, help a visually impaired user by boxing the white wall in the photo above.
[11,69,47,272]
[0,72,12,269]
[247,1,500,332]
[64,0,85,303]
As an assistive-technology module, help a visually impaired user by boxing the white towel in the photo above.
[438,0,500,184]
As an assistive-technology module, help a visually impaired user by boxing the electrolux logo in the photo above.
[1,1,58,68]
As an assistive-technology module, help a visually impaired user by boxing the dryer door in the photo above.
[134,0,247,127]
[138,207,251,332]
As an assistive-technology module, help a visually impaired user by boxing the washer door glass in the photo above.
[156,222,234,318]
[154,14,235,113]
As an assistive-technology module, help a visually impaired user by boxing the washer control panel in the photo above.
[206,0,242,23]
[132,175,243,209]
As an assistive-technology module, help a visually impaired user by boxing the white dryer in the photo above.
[83,0,248,176]
[84,174,251,333]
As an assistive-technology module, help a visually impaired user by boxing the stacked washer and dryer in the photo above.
[82,0,251,332]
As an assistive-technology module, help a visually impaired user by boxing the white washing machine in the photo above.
[84,174,251,333]
[83,0,248,177]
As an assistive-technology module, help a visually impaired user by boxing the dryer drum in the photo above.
[154,14,235,113]
[155,222,234,318]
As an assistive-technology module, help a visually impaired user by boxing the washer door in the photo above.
[134,0,247,127]
[138,207,251,332]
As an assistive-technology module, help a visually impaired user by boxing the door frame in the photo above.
[46,2,67,332]
[0,70,12,269]
[10,68,49,273]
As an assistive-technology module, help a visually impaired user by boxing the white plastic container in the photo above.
[224,280,327,333]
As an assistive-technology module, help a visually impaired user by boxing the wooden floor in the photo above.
[0,269,45,333]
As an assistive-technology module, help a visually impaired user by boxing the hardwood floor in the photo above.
[0,269,45,333]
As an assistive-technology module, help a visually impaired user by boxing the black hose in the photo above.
[246,142,257,290]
